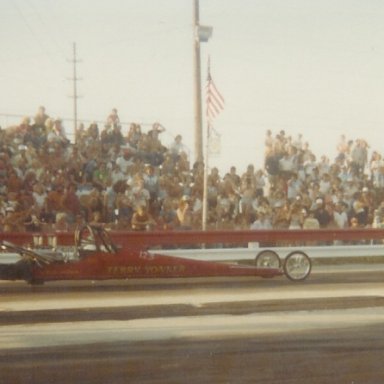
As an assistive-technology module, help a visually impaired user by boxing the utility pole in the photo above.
[193,1,212,164]
[193,0,203,163]
[68,42,81,143]
[192,0,214,230]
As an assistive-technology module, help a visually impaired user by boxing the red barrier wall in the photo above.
[1,228,383,249]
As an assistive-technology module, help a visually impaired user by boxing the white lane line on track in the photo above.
[1,285,384,312]
[1,307,384,350]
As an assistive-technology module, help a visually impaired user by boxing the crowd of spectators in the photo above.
[1,106,384,234]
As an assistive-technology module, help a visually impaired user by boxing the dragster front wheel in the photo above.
[283,250,311,281]
[255,250,281,269]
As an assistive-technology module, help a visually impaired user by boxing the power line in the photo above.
[10,0,63,68]
[22,0,67,59]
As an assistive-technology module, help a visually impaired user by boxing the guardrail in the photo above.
[1,228,384,247]
[153,243,384,262]
[1,228,383,264]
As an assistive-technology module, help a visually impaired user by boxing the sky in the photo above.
[1,0,384,173]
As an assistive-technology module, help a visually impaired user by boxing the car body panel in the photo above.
[0,225,285,283]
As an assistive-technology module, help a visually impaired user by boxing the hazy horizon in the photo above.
[1,0,383,173]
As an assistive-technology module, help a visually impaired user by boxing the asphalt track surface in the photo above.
[1,267,384,383]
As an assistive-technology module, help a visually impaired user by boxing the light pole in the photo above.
[193,0,212,164]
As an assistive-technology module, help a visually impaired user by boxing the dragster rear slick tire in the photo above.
[0,260,33,282]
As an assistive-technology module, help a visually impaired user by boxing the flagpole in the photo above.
[202,56,224,230]
[202,56,211,231]
[202,121,209,230]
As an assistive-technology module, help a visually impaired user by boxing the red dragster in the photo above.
[0,224,311,284]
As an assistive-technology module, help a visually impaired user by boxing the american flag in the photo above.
[206,59,224,126]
